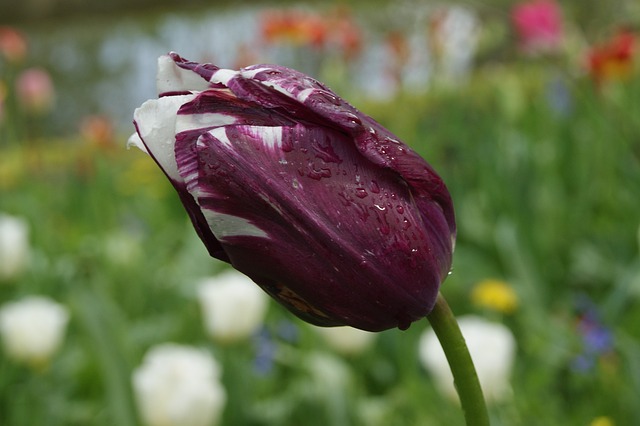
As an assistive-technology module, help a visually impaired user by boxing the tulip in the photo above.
[0,213,30,281]
[129,53,456,332]
[419,315,516,403]
[260,9,328,49]
[0,26,27,64]
[132,343,226,426]
[0,296,70,368]
[197,270,269,343]
[587,29,636,86]
[15,67,55,115]
[511,0,563,55]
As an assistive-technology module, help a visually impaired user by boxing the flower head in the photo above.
[132,344,226,426]
[588,29,637,86]
[0,296,70,368]
[511,0,563,55]
[313,325,376,356]
[260,9,328,49]
[197,270,269,343]
[129,53,456,332]
[471,278,518,314]
[80,114,116,149]
[590,416,615,426]
[0,213,30,281]
[572,298,614,372]
[15,67,55,115]
[0,26,27,63]
[419,315,516,403]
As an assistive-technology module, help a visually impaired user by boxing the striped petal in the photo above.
[130,53,456,331]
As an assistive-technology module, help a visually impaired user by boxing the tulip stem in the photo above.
[426,293,490,426]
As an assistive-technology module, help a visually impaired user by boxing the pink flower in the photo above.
[511,0,563,54]
[15,67,55,114]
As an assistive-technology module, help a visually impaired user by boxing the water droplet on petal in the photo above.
[355,188,368,198]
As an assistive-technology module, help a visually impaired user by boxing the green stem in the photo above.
[426,293,490,426]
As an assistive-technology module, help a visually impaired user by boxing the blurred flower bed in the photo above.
[1,1,640,425]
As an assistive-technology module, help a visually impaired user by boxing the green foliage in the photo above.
[1,58,640,426]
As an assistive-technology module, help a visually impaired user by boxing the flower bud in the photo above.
[130,53,456,331]
[419,315,516,403]
[0,213,30,281]
[197,270,269,343]
[16,67,55,115]
[0,296,69,367]
[132,343,226,426]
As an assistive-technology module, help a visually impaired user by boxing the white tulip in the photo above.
[0,296,70,367]
[0,213,30,281]
[419,315,516,403]
[197,270,269,343]
[132,344,226,426]
[313,326,376,356]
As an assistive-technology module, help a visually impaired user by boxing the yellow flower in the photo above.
[471,279,518,314]
[590,416,614,426]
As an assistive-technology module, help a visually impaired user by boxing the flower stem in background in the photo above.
[427,293,490,426]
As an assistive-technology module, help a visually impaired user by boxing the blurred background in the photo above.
[1,0,639,425]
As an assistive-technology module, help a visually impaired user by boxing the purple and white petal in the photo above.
[130,53,456,332]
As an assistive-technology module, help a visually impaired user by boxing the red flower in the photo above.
[259,8,362,60]
[260,10,328,49]
[0,26,27,64]
[588,29,636,85]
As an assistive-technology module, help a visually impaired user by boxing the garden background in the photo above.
[1,1,639,425]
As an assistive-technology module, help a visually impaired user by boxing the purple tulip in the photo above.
[129,53,456,331]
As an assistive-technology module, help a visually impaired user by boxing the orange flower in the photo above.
[260,10,328,48]
[260,8,363,61]
[79,114,115,149]
[588,29,636,85]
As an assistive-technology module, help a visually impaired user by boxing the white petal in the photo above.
[296,88,315,103]
[175,113,236,134]
[132,94,195,182]
[156,55,211,94]
[210,68,237,86]
[126,133,148,154]
[201,210,268,241]
[197,271,269,342]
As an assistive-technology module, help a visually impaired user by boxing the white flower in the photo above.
[132,343,226,426]
[418,315,516,403]
[197,270,269,343]
[305,351,351,391]
[103,231,142,266]
[0,296,70,367]
[313,326,376,356]
[0,213,30,281]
